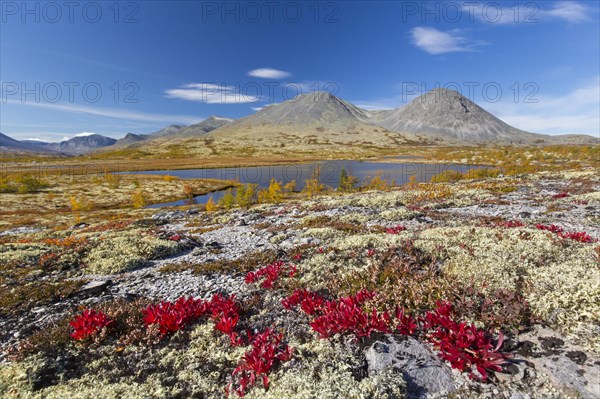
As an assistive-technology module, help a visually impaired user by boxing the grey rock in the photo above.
[79,280,110,295]
[519,212,531,219]
[364,335,456,398]
[236,219,247,226]
[519,326,600,399]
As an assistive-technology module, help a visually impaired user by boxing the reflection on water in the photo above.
[132,160,483,208]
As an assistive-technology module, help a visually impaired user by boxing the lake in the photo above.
[125,160,482,208]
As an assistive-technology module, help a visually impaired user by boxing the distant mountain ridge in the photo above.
[1,133,53,154]
[44,134,117,155]
[2,89,597,157]
[202,90,597,147]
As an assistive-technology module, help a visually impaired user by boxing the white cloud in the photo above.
[464,1,592,25]
[542,1,590,23]
[5,100,203,125]
[165,83,261,104]
[248,68,291,79]
[25,137,48,142]
[73,132,97,137]
[410,27,485,55]
[487,77,600,135]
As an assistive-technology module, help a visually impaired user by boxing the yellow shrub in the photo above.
[362,172,390,191]
[69,195,94,212]
[302,168,326,198]
[183,184,194,199]
[284,180,297,193]
[131,190,149,208]
[205,196,217,212]
[236,184,258,208]
[219,189,235,209]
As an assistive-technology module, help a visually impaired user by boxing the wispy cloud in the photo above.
[542,1,590,23]
[165,83,261,104]
[488,77,600,135]
[355,78,599,136]
[5,100,203,125]
[248,68,291,79]
[464,1,592,25]
[410,27,486,55]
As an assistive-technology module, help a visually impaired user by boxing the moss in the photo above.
[0,279,83,316]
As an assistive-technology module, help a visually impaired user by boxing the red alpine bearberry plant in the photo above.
[495,220,525,228]
[142,296,210,335]
[284,289,391,339]
[386,225,407,234]
[535,223,564,234]
[245,261,297,289]
[552,192,569,199]
[394,306,418,336]
[209,293,243,345]
[422,301,507,381]
[228,329,293,397]
[70,309,114,340]
[536,224,597,243]
[559,231,597,243]
[281,289,326,315]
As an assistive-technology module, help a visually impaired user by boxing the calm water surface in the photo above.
[125,160,482,208]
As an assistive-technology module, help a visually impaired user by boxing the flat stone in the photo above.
[364,334,456,398]
[79,280,110,295]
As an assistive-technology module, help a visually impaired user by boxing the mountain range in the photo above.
[1,89,597,156]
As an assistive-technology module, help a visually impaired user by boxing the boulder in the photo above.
[364,335,456,398]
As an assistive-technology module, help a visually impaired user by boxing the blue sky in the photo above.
[1,0,599,141]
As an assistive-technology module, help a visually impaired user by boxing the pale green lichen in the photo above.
[414,226,600,351]
[84,229,180,274]
[244,339,406,399]
[0,243,49,264]
[378,207,420,221]
[337,213,372,224]
[300,227,344,242]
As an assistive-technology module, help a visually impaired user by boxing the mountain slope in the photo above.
[370,89,597,144]
[113,133,146,147]
[45,134,117,154]
[0,133,58,154]
[196,92,432,155]
[147,124,186,139]
[169,116,234,138]
[236,91,373,127]
[371,89,537,143]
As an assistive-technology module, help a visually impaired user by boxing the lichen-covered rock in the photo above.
[364,335,456,398]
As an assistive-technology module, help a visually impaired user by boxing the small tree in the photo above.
[338,168,358,192]
[219,189,235,209]
[183,184,194,199]
[404,175,418,188]
[258,178,284,203]
[284,179,297,193]
[363,171,389,191]
[302,167,326,198]
[236,184,258,208]
[267,178,283,203]
[205,196,218,212]
[70,195,94,212]
[131,190,149,208]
